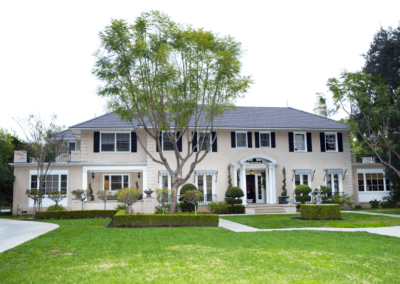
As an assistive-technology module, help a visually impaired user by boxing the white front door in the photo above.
[255,174,265,203]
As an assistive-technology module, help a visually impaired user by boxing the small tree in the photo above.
[116,188,141,214]
[26,189,44,218]
[72,189,88,210]
[156,189,175,214]
[97,190,111,210]
[294,184,312,204]
[181,190,204,215]
[227,165,233,188]
[282,167,287,196]
[47,190,66,210]
[179,183,197,212]
[225,187,244,199]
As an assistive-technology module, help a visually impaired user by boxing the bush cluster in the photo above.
[113,210,219,227]
[227,205,245,214]
[35,210,118,219]
[369,199,380,208]
[226,198,242,205]
[225,187,244,198]
[179,184,197,212]
[47,205,65,212]
[300,204,341,220]
[208,201,230,214]
[294,184,312,204]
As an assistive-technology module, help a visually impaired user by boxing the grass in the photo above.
[220,213,400,229]
[1,218,400,283]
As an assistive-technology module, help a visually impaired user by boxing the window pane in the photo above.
[162,176,168,190]
[358,174,365,191]
[104,175,110,191]
[236,133,247,147]
[257,175,262,199]
[206,175,212,195]
[163,133,174,151]
[124,175,129,188]
[44,175,59,194]
[111,176,122,191]
[260,133,270,147]
[295,175,300,186]
[68,142,76,153]
[326,174,332,190]
[294,134,305,151]
[101,133,115,152]
[325,134,337,151]
[116,133,130,152]
[31,175,38,189]
[302,175,308,185]
[199,133,211,151]
[198,176,204,193]
[386,179,391,191]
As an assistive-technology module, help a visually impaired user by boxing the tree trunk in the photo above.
[81,201,84,210]
[169,183,179,214]
[104,201,106,211]
[55,202,58,211]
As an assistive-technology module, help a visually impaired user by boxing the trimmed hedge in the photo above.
[35,210,118,220]
[113,210,219,227]
[300,204,341,220]
[226,198,243,205]
[227,205,245,214]
[225,187,244,198]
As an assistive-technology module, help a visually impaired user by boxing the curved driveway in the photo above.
[0,219,59,253]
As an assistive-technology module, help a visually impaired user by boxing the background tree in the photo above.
[15,114,67,198]
[156,188,174,214]
[97,190,111,210]
[0,128,25,207]
[26,189,44,218]
[116,188,141,213]
[92,11,252,214]
[47,190,66,211]
[72,189,88,210]
[181,189,203,215]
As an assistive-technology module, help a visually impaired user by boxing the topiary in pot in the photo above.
[294,184,312,204]
[225,187,244,199]
[179,183,197,212]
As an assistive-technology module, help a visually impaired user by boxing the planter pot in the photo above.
[278,196,289,204]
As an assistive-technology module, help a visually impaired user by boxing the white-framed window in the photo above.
[358,172,391,192]
[100,132,130,153]
[293,173,311,203]
[198,132,212,151]
[294,132,307,152]
[30,172,68,195]
[196,174,215,203]
[68,141,76,154]
[162,131,174,152]
[259,132,270,148]
[104,174,129,191]
[236,132,247,148]
[326,173,342,193]
[325,133,338,152]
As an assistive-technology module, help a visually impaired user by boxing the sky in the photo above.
[1,0,400,138]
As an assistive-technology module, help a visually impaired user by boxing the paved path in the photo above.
[0,219,59,253]
[219,212,400,238]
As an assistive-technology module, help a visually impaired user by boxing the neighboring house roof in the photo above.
[69,107,348,131]
[54,129,77,140]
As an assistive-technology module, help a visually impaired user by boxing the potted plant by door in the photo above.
[278,167,289,204]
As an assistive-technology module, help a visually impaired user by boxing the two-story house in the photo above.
[11,104,390,214]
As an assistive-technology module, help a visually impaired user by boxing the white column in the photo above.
[82,170,88,201]
[233,166,238,187]
[212,175,216,201]
[240,166,247,205]
[269,164,277,204]
[265,168,268,204]
[142,169,147,191]
[203,174,207,203]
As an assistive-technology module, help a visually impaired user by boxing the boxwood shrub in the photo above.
[300,204,341,220]
[113,210,219,227]
[227,205,245,214]
[35,210,118,220]
[226,198,242,205]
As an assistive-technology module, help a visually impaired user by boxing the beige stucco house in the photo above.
[11,104,390,215]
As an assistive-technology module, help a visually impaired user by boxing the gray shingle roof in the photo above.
[69,107,348,131]
[55,129,77,140]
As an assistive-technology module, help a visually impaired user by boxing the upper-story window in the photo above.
[236,132,247,148]
[325,133,338,152]
[259,132,270,148]
[294,132,306,152]
[100,132,130,152]
[162,132,174,151]
[68,142,76,154]
[198,132,211,151]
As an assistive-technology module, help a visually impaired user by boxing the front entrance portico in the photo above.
[231,155,278,205]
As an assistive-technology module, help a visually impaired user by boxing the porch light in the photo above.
[138,172,141,178]
[250,170,254,175]
[92,173,95,179]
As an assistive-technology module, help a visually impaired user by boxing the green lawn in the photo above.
[220,213,400,229]
[368,208,400,215]
[1,218,400,283]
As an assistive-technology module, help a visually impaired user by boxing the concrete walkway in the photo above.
[0,219,59,253]
[219,212,400,238]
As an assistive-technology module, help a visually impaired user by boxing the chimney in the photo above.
[313,99,326,117]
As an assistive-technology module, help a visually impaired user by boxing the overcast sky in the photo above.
[1,0,399,138]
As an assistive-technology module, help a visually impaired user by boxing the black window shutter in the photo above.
[247,132,252,148]
[271,132,276,148]
[192,132,198,152]
[131,132,137,152]
[94,132,100,153]
[177,131,182,152]
[338,133,343,152]
[255,132,260,148]
[212,132,217,152]
[288,132,294,152]
[306,132,312,152]
[231,132,236,148]
[320,132,325,152]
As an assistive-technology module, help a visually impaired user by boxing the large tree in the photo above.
[318,70,400,178]
[92,11,252,213]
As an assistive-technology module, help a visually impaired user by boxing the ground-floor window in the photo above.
[294,174,310,187]
[197,175,213,201]
[358,172,391,192]
[326,174,342,193]
[104,174,129,191]
[30,173,68,194]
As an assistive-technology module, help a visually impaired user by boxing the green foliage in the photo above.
[369,199,380,209]
[227,165,232,188]
[314,186,332,204]
[300,204,341,220]
[116,204,126,211]
[116,188,141,213]
[181,190,204,214]
[355,205,362,210]
[113,210,219,227]
[207,201,230,214]
[46,205,65,211]
[281,167,287,196]
[178,184,197,212]
[225,187,244,198]
[226,198,242,205]
[331,194,354,208]
[294,184,312,204]
[156,188,175,214]
[179,202,195,212]
[35,210,118,219]
[227,205,245,214]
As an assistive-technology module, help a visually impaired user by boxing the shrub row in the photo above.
[226,198,243,205]
[300,204,341,220]
[113,210,219,227]
[35,210,118,219]
[227,205,245,214]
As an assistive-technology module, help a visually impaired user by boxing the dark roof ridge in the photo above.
[70,112,114,128]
